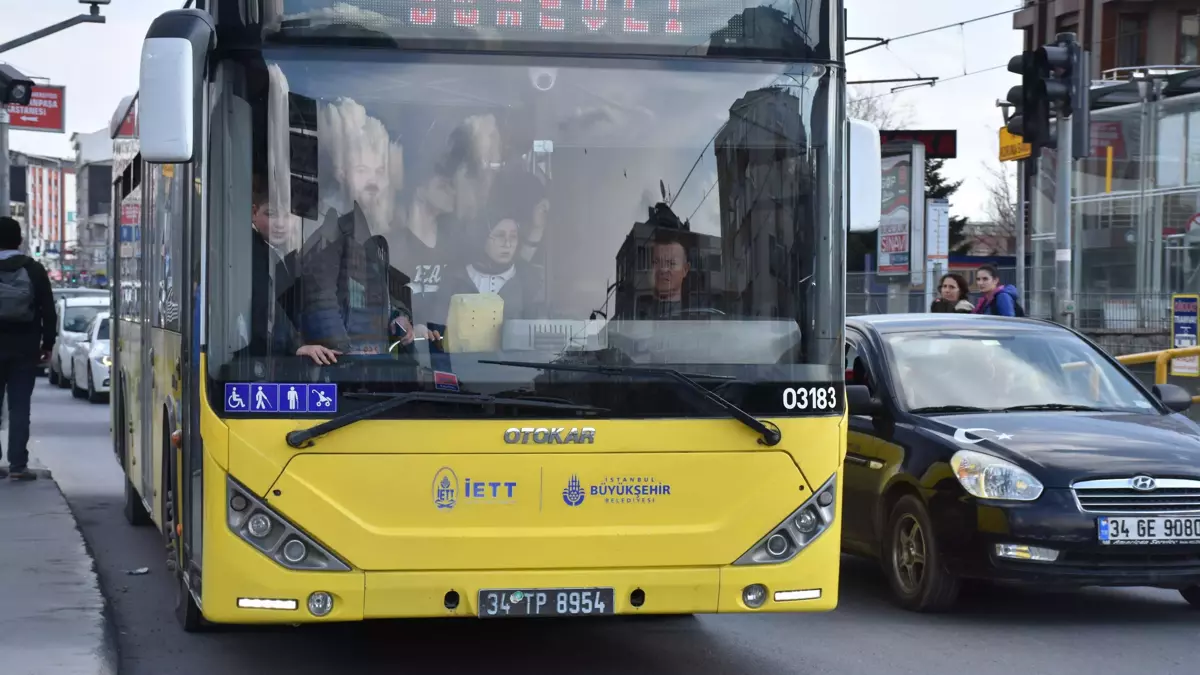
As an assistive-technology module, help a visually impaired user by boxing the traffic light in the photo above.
[1004,33,1091,158]
[1005,51,1050,147]
[0,63,34,106]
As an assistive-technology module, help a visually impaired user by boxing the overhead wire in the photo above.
[846,0,1054,56]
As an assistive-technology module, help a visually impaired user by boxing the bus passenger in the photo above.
[441,211,545,323]
[388,114,509,340]
[244,179,340,365]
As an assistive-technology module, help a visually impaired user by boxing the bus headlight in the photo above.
[226,477,351,572]
[734,473,837,566]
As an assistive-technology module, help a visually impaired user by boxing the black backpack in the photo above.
[0,261,36,322]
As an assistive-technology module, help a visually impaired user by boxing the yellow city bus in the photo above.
[113,0,881,631]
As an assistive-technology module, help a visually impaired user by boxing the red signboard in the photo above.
[879,129,958,159]
[4,85,65,133]
[1089,121,1126,160]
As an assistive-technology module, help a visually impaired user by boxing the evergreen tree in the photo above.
[924,158,970,253]
[846,158,968,272]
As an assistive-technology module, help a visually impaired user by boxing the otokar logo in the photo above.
[504,426,596,444]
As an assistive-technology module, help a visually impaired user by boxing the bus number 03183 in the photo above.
[781,387,837,411]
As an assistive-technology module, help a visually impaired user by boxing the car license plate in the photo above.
[1098,516,1200,545]
[477,587,614,618]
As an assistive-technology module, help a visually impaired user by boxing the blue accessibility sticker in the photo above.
[224,383,337,414]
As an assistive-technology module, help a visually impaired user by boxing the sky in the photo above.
[1,0,1024,221]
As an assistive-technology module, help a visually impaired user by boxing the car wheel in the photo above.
[71,370,87,399]
[48,364,59,385]
[1181,586,1200,608]
[883,494,961,612]
[87,367,104,404]
[57,359,71,389]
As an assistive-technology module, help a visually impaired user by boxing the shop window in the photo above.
[1117,14,1147,68]
[1181,12,1199,66]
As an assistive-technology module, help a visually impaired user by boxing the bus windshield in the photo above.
[207,53,842,417]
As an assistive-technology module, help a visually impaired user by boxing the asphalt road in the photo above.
[25,380,1199,675]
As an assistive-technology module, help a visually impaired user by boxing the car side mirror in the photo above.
[846,384,883,416]
[1152,383,1192,413]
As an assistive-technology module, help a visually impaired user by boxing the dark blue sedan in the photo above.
[842,313,1200,612]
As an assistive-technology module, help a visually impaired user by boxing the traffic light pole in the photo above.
[1055,114,1075,327]
[0,110,8,219]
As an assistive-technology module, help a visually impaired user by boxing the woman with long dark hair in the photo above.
[930,273,974,313]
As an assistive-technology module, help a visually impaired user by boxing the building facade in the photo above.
[1014,1,1198,73]
[5,151,73,279]
[72,128,114,284]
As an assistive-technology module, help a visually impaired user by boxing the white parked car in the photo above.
[70,311,111,403]
[49,295,109,389]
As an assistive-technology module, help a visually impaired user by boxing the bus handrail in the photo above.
[1116,346,1200,403]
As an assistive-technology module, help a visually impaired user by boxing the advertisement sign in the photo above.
[3,85,65,133]
[1171,294,1199,377]
[999,128,1032,162]
[926,198,950,264]
[877,154,912,276]
[879,130,957,159]
[119,203,140,244]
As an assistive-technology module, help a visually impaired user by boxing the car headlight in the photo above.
[950,449,1043,501]
[99,355,111,367]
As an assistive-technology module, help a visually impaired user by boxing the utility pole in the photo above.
[0,106,9,219]
[1054,113,1074,325]
[0,1,108,221]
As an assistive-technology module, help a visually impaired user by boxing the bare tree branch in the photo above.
[847,86,914,129]
[981,161,1018,236]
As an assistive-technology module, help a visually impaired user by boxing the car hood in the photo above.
[923,411,1200,488]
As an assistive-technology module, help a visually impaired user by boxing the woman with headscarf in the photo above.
[440,206,545,323]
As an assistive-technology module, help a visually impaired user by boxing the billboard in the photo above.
[4,85,65,133]
[876,153,913,275]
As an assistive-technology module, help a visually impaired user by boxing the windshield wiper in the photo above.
[1002,403,1102,412]
[908,405,994,414]
[478,360,782,446]
[285,391,607,449]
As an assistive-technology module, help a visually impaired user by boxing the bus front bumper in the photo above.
[199,513,842,623]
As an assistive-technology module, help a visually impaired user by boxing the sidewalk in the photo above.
[0,467,119,675]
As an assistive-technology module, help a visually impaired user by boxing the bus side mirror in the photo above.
[847,118,882,233]
[846,384,883,416]
[138,9,214,163]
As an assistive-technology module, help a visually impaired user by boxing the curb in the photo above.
[61,478,122,675]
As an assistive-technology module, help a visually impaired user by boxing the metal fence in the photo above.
[847,267,1174,356]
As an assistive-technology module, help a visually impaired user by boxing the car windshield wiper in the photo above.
[478,360,782,446]
[908,405,995,414]
[1002,403,1102,412]
[285,391,607,449]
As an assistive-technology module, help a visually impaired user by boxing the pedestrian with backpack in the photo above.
[972,264,1025,317]
[0,217,57,481]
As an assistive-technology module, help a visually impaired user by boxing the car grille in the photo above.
[1073,477,1200,514]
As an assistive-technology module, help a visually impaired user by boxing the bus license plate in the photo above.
[1098,516,1200,545]
[477,588,614,618]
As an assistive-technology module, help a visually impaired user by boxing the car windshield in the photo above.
[64,307,104,334]
[881,330,1159,414]
[204,52,842,417]
[97,319,110,341]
